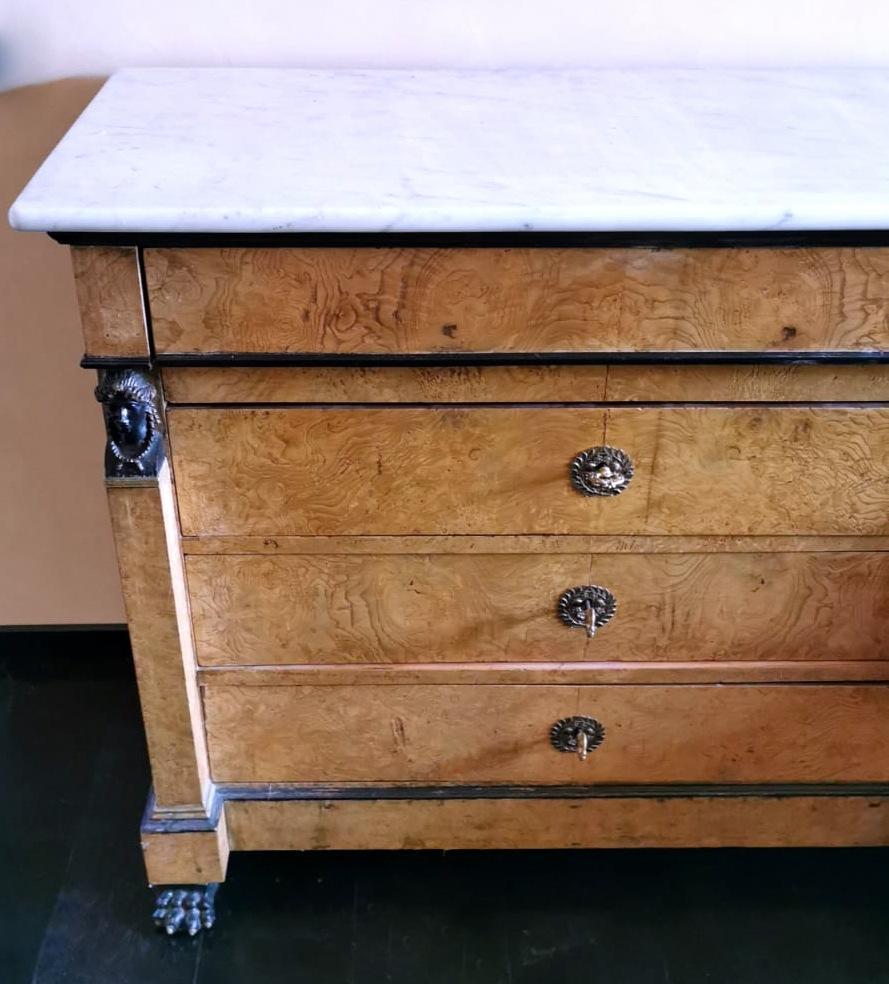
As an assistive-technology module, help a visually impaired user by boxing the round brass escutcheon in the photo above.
[557,584,617,639]
[570,445,634,496]
[550,716,606,760]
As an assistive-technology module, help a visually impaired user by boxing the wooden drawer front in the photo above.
[187,552,889,666]
[203,683,889,784]
[145,247,889,355]
[168,406,889,536]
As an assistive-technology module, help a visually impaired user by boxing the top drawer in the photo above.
[145,247,889,356]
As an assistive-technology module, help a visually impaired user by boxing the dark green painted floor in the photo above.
[4,629,889,984]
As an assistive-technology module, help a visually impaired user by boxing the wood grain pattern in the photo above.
[141,818,229,885]
[198,661,889,687]
[181,534,889,555]
[145,246,889,354]
[226,796,889,850]
[162,363,889,405]
[604,364,889,402]
[106,464,211,813]
[162,364,610,404]
[203,683,889,784]
[168,406,889,536]
[186,551,889,666]
[70,245,148,357]
[187,551,577,666]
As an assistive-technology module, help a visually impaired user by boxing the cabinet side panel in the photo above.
[70,246,149,358]
[106,465,210,811]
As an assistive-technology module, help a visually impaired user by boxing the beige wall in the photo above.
[1,78,125,624]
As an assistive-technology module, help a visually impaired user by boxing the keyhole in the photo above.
[583,603,597,638]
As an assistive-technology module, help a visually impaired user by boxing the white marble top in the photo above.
[10,68,889,234]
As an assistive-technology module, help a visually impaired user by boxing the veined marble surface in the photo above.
[9,68,889,234]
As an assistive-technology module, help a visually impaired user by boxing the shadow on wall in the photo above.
[1,77,126,625]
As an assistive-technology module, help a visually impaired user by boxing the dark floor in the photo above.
[4,632,889,984]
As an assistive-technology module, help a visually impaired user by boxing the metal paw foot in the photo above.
[152,883,218,936]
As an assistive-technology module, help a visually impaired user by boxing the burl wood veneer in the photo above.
[168,405,889,537]
[145,247,889,355]
[187,550,889,666]
[203,683,889,785]
[55,242,889,936]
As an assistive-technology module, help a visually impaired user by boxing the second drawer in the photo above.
[186,550,889,665]
[168,406,889,536]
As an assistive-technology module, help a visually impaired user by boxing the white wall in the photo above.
[3,0,888,90]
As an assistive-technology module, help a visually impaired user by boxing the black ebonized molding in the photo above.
[81,355,152,369]
[216,782,889,803]
[83,350,889,370]
[50,229,889,249]
[142,782,889,836]
[141,787,224,835]
[168,400,889,412]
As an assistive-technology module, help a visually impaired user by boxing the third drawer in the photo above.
[202,682,889,784]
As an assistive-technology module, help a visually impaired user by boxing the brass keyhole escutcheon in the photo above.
[557,585,617,639]
[570,446,634,497]
[550,716,606,760]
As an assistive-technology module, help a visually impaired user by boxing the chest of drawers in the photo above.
[12,68,889,936]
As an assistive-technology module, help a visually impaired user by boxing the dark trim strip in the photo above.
[169,400,889,411]
[50,229,889,249]
[141,787,224,834]
[82,354,152,369]
[125,350,889,369]
[215,782,889,802]
[140,782,889,835]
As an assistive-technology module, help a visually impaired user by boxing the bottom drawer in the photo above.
[203,683,889,784]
